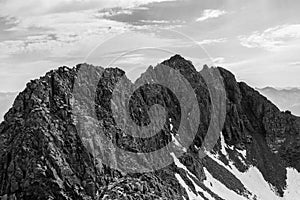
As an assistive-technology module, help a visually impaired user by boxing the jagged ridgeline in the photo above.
[0,55,299,200]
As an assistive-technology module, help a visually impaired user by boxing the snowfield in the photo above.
[173,132,300,200]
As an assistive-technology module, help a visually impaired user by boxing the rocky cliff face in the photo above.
[0,55,299,200]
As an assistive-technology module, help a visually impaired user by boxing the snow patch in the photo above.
[236,148,247,158]
[206,147,282,200]
[171,135,187,152]
[171,153,213,199]
[203,167,246,200]
[174,173,200,200]
[188,174,214,200]
[170,153,196,179]
[204,132,300,200]
[284,167,300,199]
[169,118,173,130]
[232,166,281,200]
[219,132,228,156]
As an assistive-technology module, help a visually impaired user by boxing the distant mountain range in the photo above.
[257,87,300,116]
[0,92,17,121]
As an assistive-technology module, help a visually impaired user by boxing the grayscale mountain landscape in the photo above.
[1,0,300,199]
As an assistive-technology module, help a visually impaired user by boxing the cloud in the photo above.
[0,0,178,58]
[138,19,185,25]
[197,38,227,45]
[0,8,131,58]
[140,20,171,24]
[196,9,227,22]
[100,8,134,17]
[104,1,228,28]
[239,24,300,51]
[113,53,145,65]
[0,33,81,56]
[101,2,187,28]
[212,57,225,64]
[0,0,175,18]
[289,62,300,66]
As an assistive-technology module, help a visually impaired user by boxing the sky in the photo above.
[1,0,300,92]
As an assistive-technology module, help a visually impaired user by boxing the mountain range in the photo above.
[0,55,299,200]
[257,87,300,116]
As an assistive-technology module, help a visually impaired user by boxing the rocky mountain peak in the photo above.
[161,54,196,73]
[0,56,299,200]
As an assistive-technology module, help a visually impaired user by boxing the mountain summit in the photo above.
[0,56,299,200]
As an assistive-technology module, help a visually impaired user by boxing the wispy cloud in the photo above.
[196,9,227,22]
[140,20,175,24]
[239,24,300,51]
[113,53,145,65]
[0,0,175,18]
[0,9,130,59]
[0,33,81,56]
[0,0,177,59]
[212,57,225,64]
[101,9,134,17]
[289,61,300,66]
[197,38,227,45]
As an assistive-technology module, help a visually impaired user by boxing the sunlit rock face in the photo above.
[0,55,299,200]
